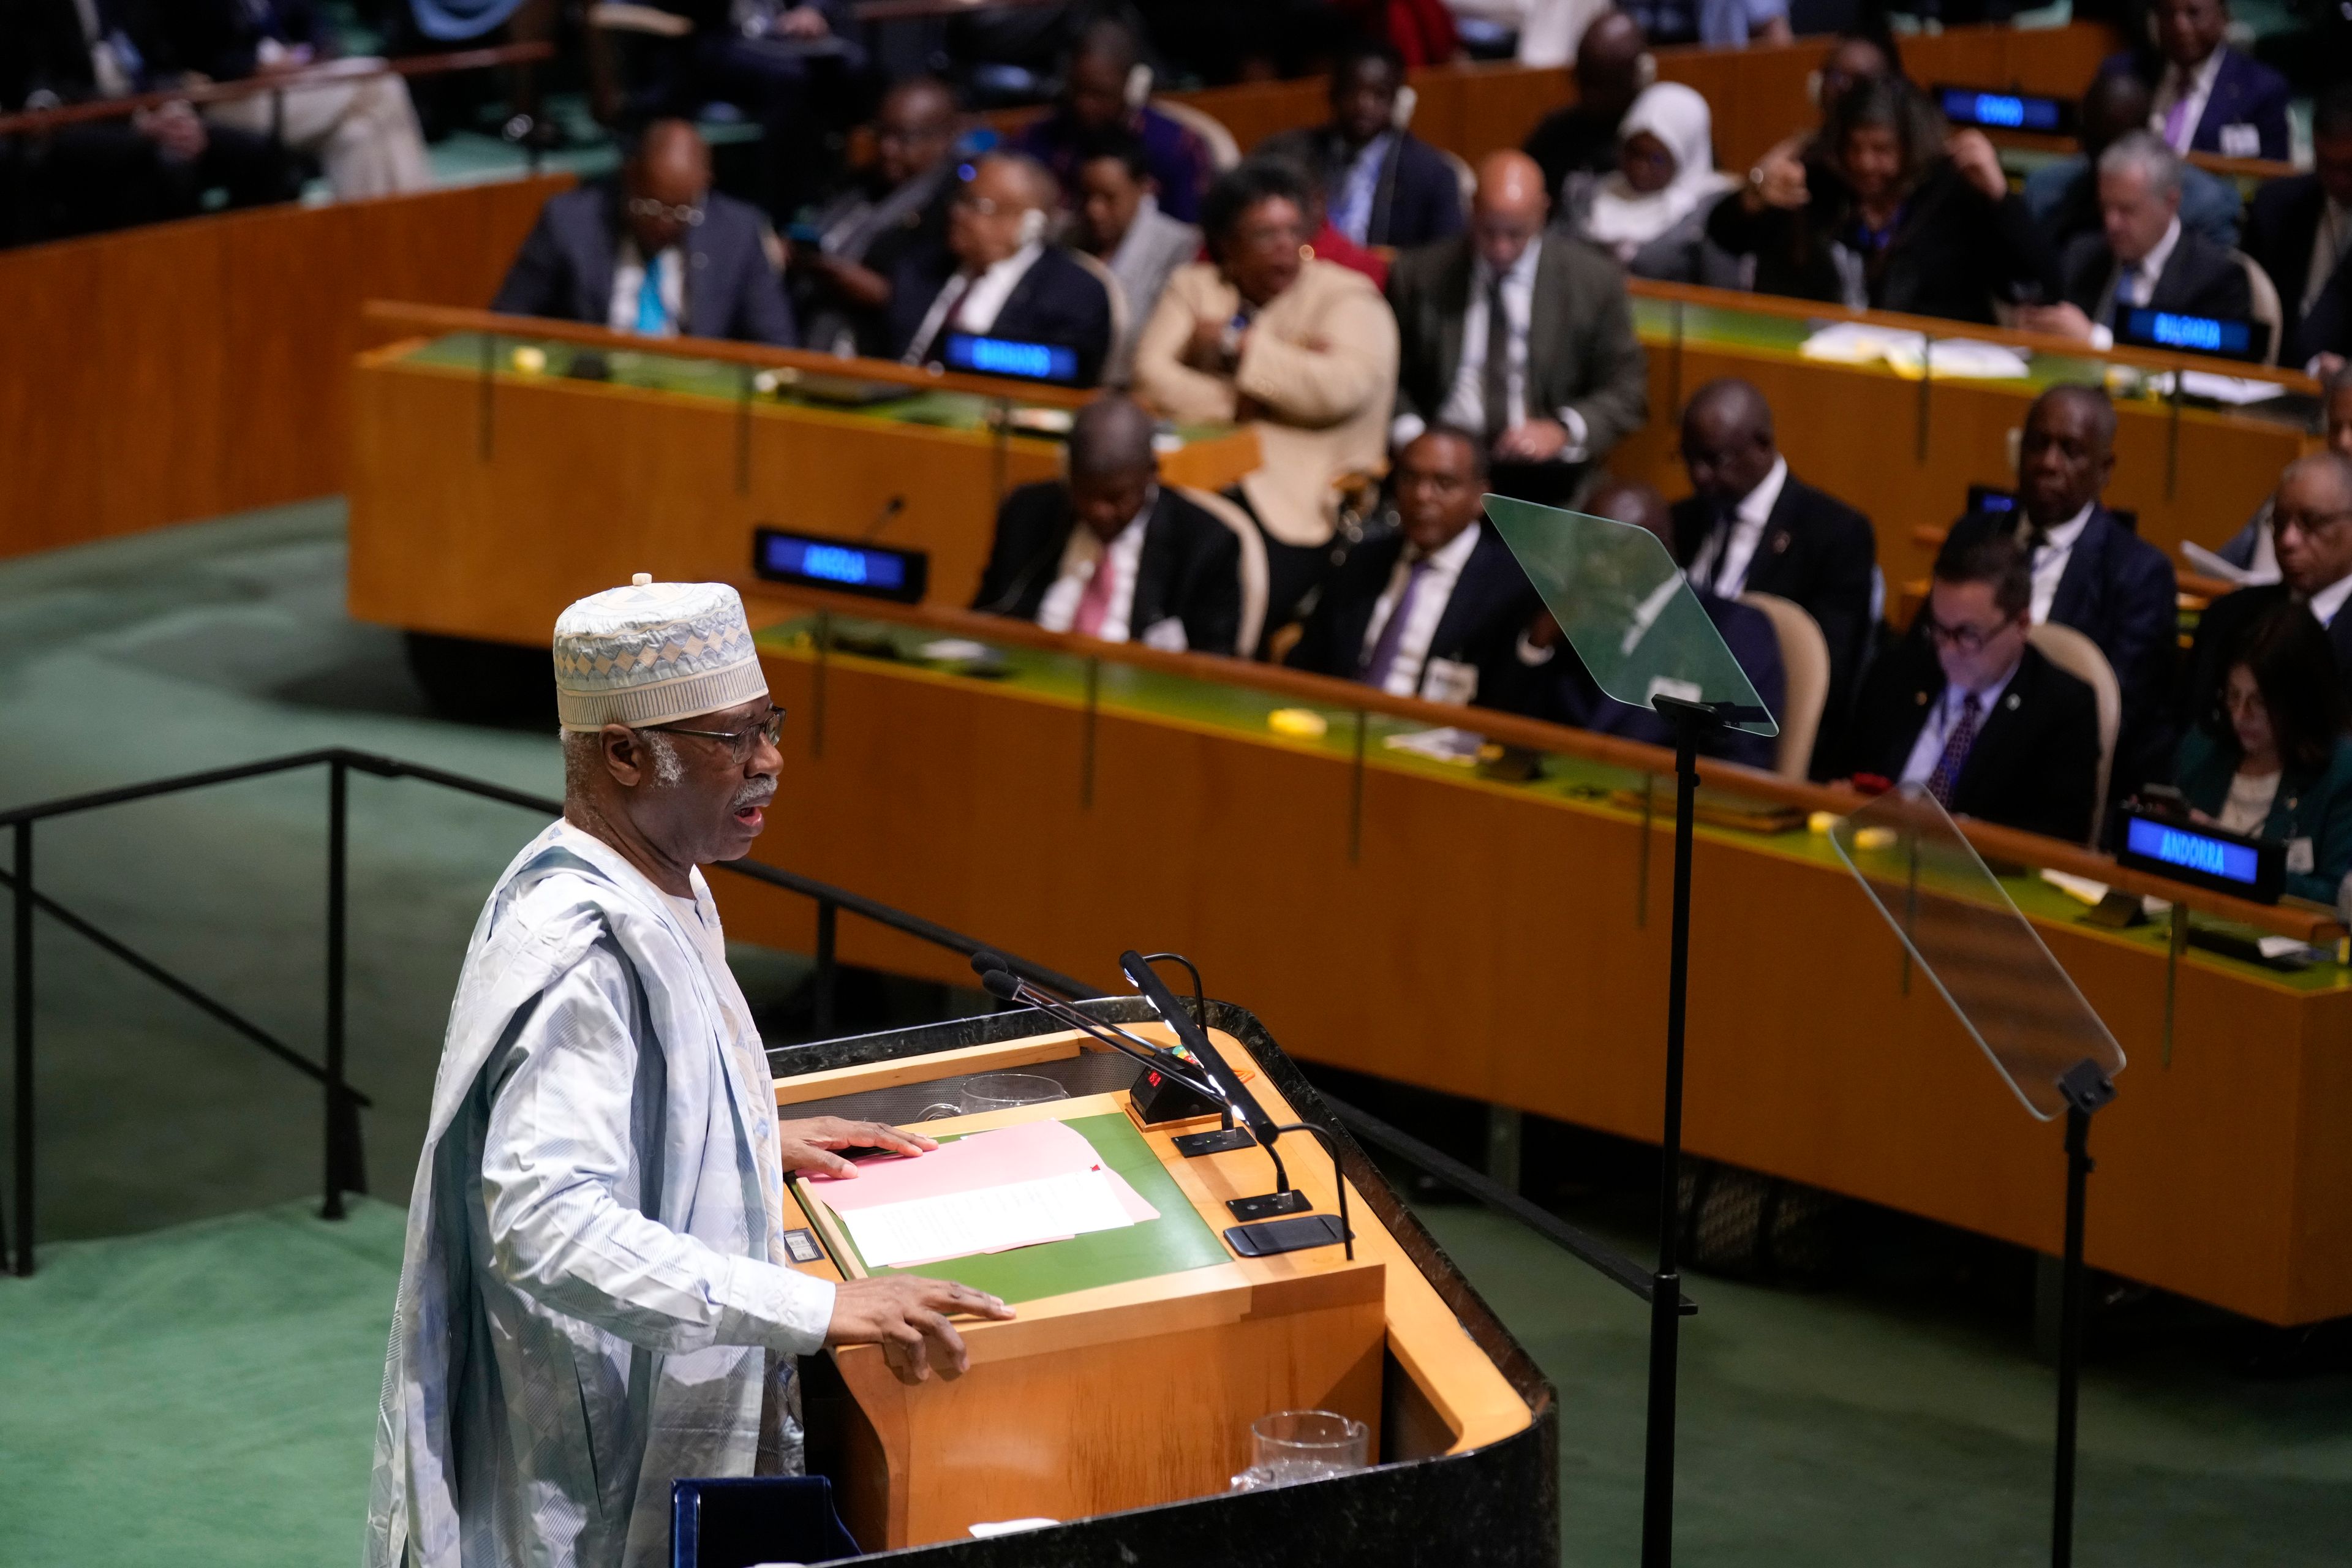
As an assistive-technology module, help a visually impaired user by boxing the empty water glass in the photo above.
[1228,1410,1370,1491]
[918,1072,1070,1119]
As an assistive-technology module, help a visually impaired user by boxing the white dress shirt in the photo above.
[1359,520,1484,698]
[1332,131,1395,245]
[608,240,685,336]
[903,240,1046,363]
[2150,47,2225,154]
[1036,494,1155,643]
[2307,198,2352,312]
[1687,456,1788,597]
[1393,236,1590,459]
[1900,658,2022,786]
[2309,568,2352,628]
[2027,502,2096,626]
[2087,216,2182,350]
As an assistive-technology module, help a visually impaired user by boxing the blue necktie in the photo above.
[635,259,668,335]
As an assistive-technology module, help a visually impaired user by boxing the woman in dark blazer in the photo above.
[2175,603,2352,905]
[1706,75,2056,326]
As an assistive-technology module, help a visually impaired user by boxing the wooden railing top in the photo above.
[0,42,554,138]
[741,581,2346,947]
[363,300,1099,409]
[1627,276,2323,395]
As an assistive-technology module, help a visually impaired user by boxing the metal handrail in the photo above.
[1,747,1079,1276]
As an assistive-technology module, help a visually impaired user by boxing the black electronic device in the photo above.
[1224,1213,1351,1257]
[1934,84,2072,134]
[752,526,928,603]
[2114,806,2285,902]
[940,330,1082,386]
[2118,307,2270,364]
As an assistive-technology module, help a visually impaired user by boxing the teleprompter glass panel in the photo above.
[1830,786,2125,1120]
[1483,494,1777,739]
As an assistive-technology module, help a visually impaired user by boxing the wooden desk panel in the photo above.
[348,345,1254,627]
[0,176,567,557]
[726,641,2352,1327]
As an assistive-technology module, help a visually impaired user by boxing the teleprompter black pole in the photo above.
[11,820,31,1276]
[2050,1058,2113,1568]
[323,758,349,1220]
[1642,706,1704,1568]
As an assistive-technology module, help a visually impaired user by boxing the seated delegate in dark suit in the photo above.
[795,75,962,358]
[1708,75,2056,327]
[2185,453,2352,722]
[1530,478,1785,772]
[2022,133,2252,352]
[0,0,293,243]
[1850,533,2103,844]
[1257,40,1463,252]
[2100,0,2290,163]
[1521,10,1648,202]
[2022,70,2240,255]
[973,396,1242,655]
[1286,428,1539,709]
[1668,379,1874,778]
[1387,149,1647,509]
[492,120,797,345]
[1943,385,2177,797]
[2174,603,2352,904]
[891,152,1114,388]
[2244,87,2352,372]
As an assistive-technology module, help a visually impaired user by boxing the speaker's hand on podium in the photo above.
[778,1116,938,1178]
[827,1276,1017,1384]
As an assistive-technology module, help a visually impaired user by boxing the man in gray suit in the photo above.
[1074,128,1202,386]
[492,119,798,346]
[1386,149,1647,507]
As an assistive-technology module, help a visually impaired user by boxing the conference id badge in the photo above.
[2286,837,2315,875]
[2220,123,2261,158]
[1420,657,1479,706]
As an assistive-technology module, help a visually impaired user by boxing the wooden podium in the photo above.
[771,1013,1539,1555]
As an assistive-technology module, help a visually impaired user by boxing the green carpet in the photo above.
[0,508,2347,1566]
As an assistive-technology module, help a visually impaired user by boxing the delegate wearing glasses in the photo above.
[1918,610,2021,654]
[639,704,787,761]
[627,196,706,227]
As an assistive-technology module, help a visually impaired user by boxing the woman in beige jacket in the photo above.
[1132,160,1400,643]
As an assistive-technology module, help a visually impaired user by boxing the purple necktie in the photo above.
[2162,81,2192,149]
[1925,692,1983,808]
[1360,557,1433,690]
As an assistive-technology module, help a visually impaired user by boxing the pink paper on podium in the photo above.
[802,1119,1159,1267]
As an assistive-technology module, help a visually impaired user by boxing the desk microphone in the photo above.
[970,954,1224,1106]
[859,494,907,541]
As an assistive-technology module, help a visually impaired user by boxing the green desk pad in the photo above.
[396,330,1232,445]
[796,1112,1232,1304]
[758,615,2352,993]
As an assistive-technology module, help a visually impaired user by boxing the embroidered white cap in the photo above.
[551,573,768,732]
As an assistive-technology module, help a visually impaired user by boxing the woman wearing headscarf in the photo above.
[1573,81,1740,286]
[1706,74,2057,324]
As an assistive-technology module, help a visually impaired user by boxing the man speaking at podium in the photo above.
[369,578,1012,1568]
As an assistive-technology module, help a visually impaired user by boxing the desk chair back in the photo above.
[1155,99,1242,172]
[2027,620,2120,842]
[1180,484,1272,654]
[1738,590,1830,780]
[2233,249,2285,366]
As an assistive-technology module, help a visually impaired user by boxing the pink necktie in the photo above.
[1073,554,1118,639]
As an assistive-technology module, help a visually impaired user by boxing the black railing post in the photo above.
[322,758,350,1220]
[814,897,838,1036]
[12,820,33,1276]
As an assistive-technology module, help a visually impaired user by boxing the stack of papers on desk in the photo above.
[802,1119,1157,1268]
[1798,322,2031,380]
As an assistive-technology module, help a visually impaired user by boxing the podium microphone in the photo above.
[970,954,1223,1106]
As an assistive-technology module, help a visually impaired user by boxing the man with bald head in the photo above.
[1943,384,2178,796]
[1523,10,1650,203]
[2185,451,2352,720]
[973,394,1245,653]
[493,118,797,345]
[1387,148,1648,507]
[1668,377,1874,775]
[892,151,1115,386]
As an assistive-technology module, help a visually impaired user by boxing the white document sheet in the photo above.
[837,1168,1136,1268]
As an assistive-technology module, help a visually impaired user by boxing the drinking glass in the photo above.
[917,1072,1069,1120]
[1228,1410,1370,1491]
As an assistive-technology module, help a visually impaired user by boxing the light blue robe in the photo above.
[368,821,835,1568]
